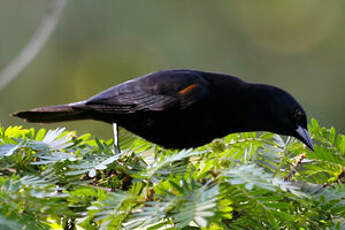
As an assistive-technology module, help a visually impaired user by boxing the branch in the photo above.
[314,167,345,193]
[336,167,345,182]
[0,0,69,91]
[284,153,306,181]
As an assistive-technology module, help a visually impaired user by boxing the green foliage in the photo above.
[0,118,344,229]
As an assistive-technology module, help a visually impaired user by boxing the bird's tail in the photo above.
[12,103,91,123]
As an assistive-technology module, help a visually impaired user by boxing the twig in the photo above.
[336,167,345,182]
[321,167,345,189]
[284,153,306,181]
[0,0,69,91]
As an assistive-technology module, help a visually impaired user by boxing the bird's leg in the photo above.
[113,123,121,153]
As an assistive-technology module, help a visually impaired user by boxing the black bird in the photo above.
[12,69,314,151]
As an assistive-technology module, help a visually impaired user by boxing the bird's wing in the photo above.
[81,70,210,113]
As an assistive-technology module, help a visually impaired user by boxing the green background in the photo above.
[1,0,344,138]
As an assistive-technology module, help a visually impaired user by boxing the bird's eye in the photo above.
[294,109,304,121]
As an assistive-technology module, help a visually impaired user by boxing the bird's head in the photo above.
[264,86,314,151]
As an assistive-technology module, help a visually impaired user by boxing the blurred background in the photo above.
[1,0,344,139]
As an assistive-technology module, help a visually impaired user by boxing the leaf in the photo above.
[67,151,126,176]
[83,191,133,227]
[223,164,305,197]
[123,201,171,230]
[330,127,336,144]
[42,128,73,150]
[159,180,219,228]
[224,164,276,191]
[0,120,344,229]
[88,169,96,178]
[336,134,345,154]
[0,216,23,230]
[31,152,77,165]
[141,149,205,178]
[4,126,30,138]
[35,129,47,141]
[0,144,20,157]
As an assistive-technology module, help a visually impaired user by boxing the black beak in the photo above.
[295,126,314,151]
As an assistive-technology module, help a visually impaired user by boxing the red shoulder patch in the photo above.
[178,84,199,95]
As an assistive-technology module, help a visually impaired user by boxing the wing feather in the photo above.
[82,70,209,113]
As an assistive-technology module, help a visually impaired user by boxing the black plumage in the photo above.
[12,69,314,150]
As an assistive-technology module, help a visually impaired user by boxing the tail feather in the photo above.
[12,104,91,123]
